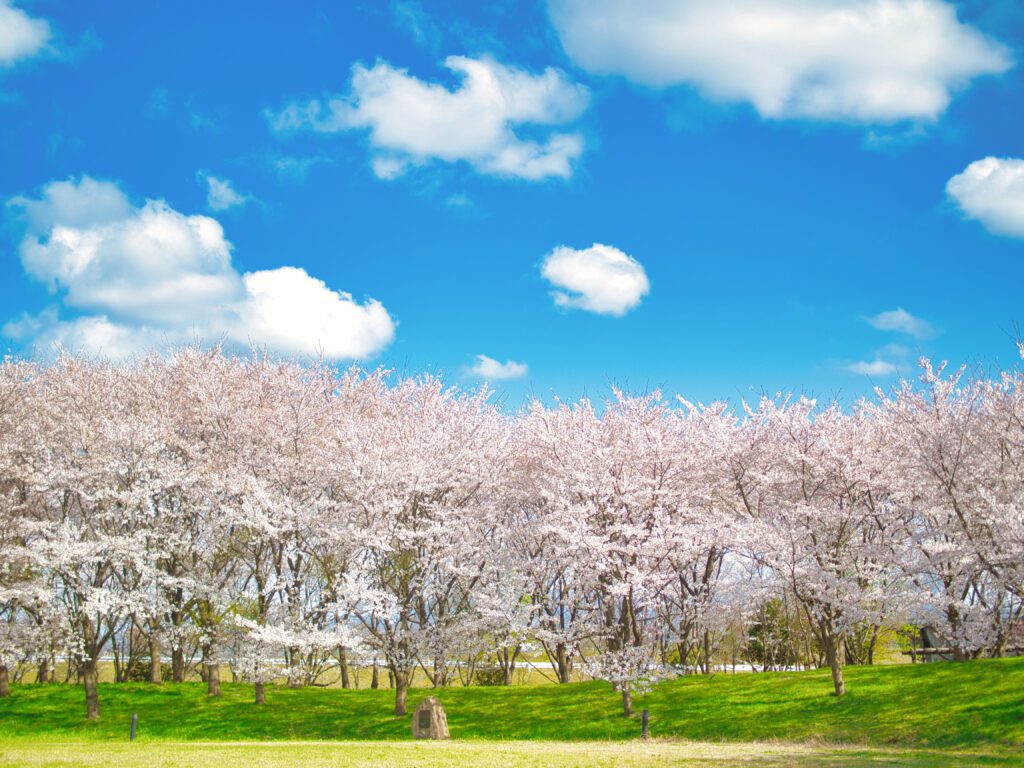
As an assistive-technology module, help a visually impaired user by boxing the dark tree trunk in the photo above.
[204,645,221,697]
[393,667,411,715]
[36,658,49,684]
[112,646,123,684]
[946,605,968,661]
[339,647,351,689]
[149,635,162,683]
[287,646,302,689]
[498,645,519,685]
[254,681,265,704]
[82,659,100,719]
[0,664,10,697]
[554,642,572,683]
[823,633,846,697]
[172,647,185,683]
[371,660,379,689]
[621,686,634,717]
[993,632,1007,658]
[206,662,220,696]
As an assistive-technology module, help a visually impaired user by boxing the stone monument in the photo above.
[411,696,450,740]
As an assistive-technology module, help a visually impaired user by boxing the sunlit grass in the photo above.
[0,658,1020,749]
[2,741,1023,768]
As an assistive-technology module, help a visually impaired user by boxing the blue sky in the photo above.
[1,0,1023,407]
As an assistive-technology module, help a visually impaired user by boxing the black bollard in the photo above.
[130,712,137,742]
[641,708,649,740]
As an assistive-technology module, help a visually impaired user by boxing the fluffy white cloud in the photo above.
[5,177,395,360]
[238,268,394,360]
[847,359,898,376]
[541,243,649,316]
[866,307,935,338]
[469,354,528,380]
[549,0,1011,123]
[0,1,50,67]
[267,56,589,180]
[946,157,1024,238]
[198,172,250,211]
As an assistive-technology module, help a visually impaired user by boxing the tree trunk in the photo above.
[287,646,302,689]
[393,667,411,715]
[206,662,221,696]
[36,658,49,684]
[172,647,185,683]
[371,660,379,690]
[339,647,351,689]
[204,645,221,698]
[499,646,518,685]
[254,681,265,704]
[0,665,10,697]
[554,642,572,683]
[621,686,634,716]
[993,633,1007,658]
[149,635,162,684]
[112,646,123,684]
[82,659,100,720]
[946,605,968,661]
[824,634,846,697]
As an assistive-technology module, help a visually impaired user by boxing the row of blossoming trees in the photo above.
[0,347,1021,719]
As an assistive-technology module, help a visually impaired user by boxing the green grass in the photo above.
[0,658,1021,749]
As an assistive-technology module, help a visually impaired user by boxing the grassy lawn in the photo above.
[0,741,1022,768]
[0,658,1020,759]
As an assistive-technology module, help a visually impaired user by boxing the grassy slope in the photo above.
[0,658,1021,748]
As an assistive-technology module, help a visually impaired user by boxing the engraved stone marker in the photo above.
[411,696,450,740]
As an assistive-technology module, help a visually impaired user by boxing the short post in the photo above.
[641,708,649,740]
[130,712,137,741]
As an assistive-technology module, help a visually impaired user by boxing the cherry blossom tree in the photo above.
[0,343,1020,718]
[336,375,509,714]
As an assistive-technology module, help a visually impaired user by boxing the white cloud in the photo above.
[541,243,649,316]
[469,354,528,380]
[3,310,170,362]
[198,172,251,211]
[267,56,589,180]
[847,359,898,376]
[866,307,936,338]
[0,1,51,67]
[237,268,394,360]
[5,177,395,360]
[548,0,1012,123]
[946,157,1024,238]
